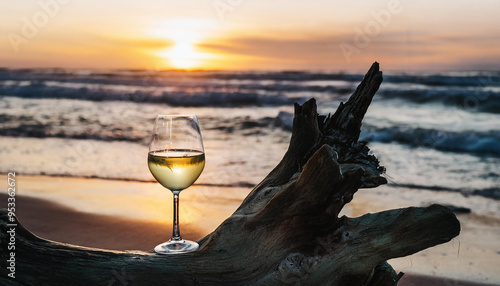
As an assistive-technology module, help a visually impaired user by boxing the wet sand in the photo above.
[0,193,203,251]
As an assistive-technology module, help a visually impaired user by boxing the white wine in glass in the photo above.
[148,115,205,254]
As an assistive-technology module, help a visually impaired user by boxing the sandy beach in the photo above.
[1,174,499,285]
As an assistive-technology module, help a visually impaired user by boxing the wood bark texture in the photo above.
[0,62,460,286]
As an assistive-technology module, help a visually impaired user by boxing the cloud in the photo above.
[197,28,500,71]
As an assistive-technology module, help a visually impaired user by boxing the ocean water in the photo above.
[0,68,499,200]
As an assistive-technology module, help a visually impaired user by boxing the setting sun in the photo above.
[154,19,215,70]
[167,42,200,69]
[159,30,203,69]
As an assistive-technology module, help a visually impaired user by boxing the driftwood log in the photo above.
[0,62,460,286]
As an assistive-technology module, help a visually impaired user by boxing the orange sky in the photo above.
[1,0,499,71]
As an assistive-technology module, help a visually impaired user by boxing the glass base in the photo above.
[154,239,199,254]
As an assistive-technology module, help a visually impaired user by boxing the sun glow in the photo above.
[154,19,215,70]
[168,43,200,69]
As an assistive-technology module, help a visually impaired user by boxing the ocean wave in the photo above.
[6,80,500,113]
[360,125,500,157]
[2,68,498,85]
[274,109,500,157]
[389,183,500,200]
[0,109,281,142]
[384,72,500,87]
[0,81,310,107]
[2,100,498,158]
[2,69,500,111]
[378,87,500,113]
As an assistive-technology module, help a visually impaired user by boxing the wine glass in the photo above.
[148,115,205,254]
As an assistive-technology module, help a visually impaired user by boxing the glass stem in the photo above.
[171,191,182,241]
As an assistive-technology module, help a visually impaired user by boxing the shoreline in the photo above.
[1,174,499,285]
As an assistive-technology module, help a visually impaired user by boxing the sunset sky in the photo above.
[1,0,499,71]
